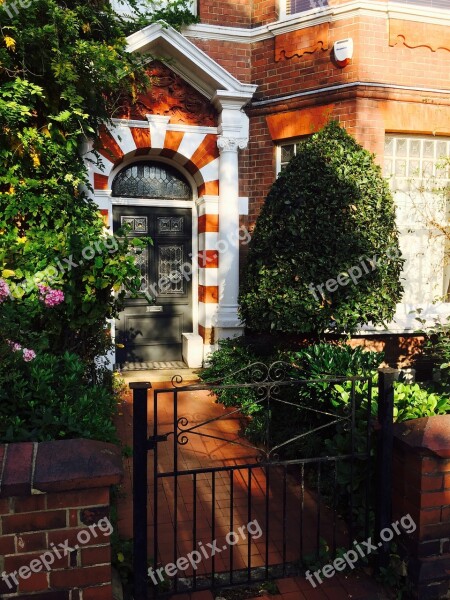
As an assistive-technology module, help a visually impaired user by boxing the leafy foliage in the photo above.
[201,339,384,451]
[0,350,119,442]
[202,339,450,538]
[121,0,199,32]
[239,121,404,335]
[0,0,195,440]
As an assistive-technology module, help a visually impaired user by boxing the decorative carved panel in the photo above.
[157,217,184,234]
[389,20,450,53]
[120,216,148,233]
[118,61,218,126]
[275,24,329,61]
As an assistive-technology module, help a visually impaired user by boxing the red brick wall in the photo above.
[245,114,275,223]
[198,0,252,27]
[0,440,122,599]
[248,16,450,102]
[190,39,252,83]
[190,9,450,224]
[393,416,450,600]
[252,0,278,27]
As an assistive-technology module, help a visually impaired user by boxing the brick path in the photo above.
[115,380,393,600]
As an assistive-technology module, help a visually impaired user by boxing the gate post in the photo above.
[131,381,152,600]
[376,367,399,570]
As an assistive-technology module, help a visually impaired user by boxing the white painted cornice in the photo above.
[183,1,450,44]
[126,22,257,101]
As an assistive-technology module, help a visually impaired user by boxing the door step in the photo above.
[118,361,187,371]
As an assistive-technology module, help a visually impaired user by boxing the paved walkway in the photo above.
[115,376,393,600]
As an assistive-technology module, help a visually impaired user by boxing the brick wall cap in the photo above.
[393,415,450,458]
[34,439,123,492]
[0,439,123,497]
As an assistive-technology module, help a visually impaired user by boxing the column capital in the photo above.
[217,136,248,153]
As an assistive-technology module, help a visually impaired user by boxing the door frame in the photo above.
[108,157,199,365]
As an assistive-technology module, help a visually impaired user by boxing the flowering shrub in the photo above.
[7,340,36,363]
[0,352,118,443]
[0,279,9,302]
[38,285,64,308]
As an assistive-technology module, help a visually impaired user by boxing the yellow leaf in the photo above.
[117,552,125,563]
[30,151,40,167]
[2,270,15,278]
[17,237,27,244]
[4,36,16,51]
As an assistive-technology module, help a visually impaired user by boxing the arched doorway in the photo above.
[112,161,193,366]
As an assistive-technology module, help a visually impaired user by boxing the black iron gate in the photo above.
[131,364,396,599]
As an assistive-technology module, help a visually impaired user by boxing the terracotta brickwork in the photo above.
[117,62,218,126]
[393,417,450,599]
[0,440,122,600]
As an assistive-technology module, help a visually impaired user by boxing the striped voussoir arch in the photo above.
[91,122,221,347]
[92,123,219,197]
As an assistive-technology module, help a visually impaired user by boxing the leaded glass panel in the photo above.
[112,162,191,199]
[158,245,185,295]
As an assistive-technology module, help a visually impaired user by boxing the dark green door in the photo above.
[113,206,193,363]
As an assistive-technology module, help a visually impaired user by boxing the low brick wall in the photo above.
[393,416,450,600]
[0,439,122,600]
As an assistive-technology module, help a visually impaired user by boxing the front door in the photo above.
[113,206,193,364]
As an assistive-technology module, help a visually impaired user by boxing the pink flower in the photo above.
[38,285,64,307]
[0,279,10,303]
[7,340,22,352]
[23,348,36,362]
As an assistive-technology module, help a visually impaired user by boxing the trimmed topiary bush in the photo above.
[239,121,404,335]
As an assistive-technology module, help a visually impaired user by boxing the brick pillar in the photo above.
[393,415,450,600]
[0,439,123,600]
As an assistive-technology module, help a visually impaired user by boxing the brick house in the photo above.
[90,0,450,368]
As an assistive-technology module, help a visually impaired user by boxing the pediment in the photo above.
[126,22,257,103]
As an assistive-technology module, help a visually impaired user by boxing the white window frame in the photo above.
[275,138,308,175]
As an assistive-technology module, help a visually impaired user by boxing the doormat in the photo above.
[119,361,187,371]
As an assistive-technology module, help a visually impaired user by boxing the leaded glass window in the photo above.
[384,134,450,305]
[112,162,191,199]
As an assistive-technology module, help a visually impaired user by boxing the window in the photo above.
[384,135,450,306]
[286,0,328,15]
[109,0,197,18]
[285,0,447,17]
[276,139,307,174]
